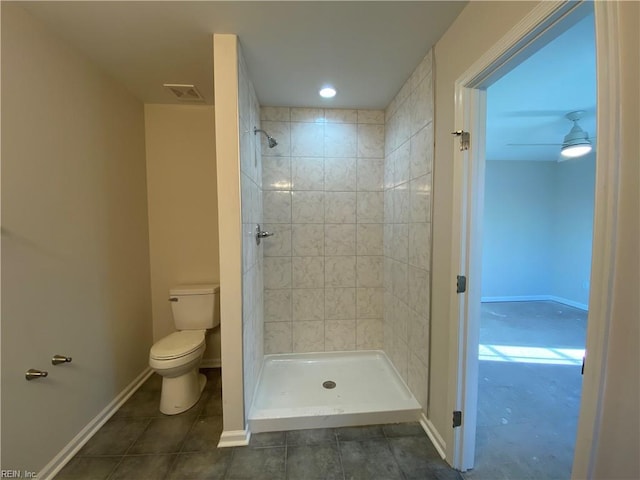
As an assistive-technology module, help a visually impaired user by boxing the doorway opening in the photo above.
[463,11,596,478]
[445,0,623,477]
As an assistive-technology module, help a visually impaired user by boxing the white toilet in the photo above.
[149,284,220,415]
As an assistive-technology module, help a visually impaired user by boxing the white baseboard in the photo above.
[218,428,251,448]
[481,295,588,311]
[200,358,222,368]
[38,367,153,480]
[418,412,446,460]
[547,296,588,311]
[481,295,551,303]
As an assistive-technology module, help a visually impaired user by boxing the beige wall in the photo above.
[144,104,220,363]
[592,2,639,477]
[431,0,542,458]
[1,4,151,472]
[213,34,246,437]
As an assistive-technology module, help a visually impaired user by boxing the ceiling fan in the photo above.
[506,110,594,160]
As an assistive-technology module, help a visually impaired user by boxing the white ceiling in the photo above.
[16,1,596,162]
[19,1,467,109]
[486,10,597,162]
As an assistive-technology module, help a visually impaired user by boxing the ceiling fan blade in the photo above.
[506,143,562,146]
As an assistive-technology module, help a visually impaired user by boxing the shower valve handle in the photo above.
[255,224,274,245]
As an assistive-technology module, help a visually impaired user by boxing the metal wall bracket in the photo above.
[451,130,470,151]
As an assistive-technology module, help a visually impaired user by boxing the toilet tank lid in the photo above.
[170,284,220,295]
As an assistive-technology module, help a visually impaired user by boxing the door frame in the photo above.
[448,1,622,475]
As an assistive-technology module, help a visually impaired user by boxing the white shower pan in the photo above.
[248,350,421,433]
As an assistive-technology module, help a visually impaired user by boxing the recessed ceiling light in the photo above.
[319,86,337,98]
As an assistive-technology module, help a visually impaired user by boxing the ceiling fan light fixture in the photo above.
[560,111,592,158]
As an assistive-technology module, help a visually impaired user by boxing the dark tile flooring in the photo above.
[56,368,462,480]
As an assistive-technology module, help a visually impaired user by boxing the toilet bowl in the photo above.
[149,284,219,415]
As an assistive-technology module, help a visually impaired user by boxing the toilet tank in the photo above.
[169,284,220,330]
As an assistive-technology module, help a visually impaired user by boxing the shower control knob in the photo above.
[255,224,274,245]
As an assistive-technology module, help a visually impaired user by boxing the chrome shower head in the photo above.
[254,127,278,148]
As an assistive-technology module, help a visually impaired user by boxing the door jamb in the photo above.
[447,1,621,475]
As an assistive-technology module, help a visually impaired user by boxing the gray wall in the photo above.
[482,157,594,308]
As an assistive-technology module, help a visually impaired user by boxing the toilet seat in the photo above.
[150,330,205,360]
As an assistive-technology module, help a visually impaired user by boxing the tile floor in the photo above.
[463,301,587,480]
[56,368,462,480]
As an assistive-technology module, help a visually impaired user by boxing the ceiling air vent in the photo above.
[163,84,204,103]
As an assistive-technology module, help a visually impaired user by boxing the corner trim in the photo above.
[419,413,447,460]
[37,367,153,480]
[218,428,251,448]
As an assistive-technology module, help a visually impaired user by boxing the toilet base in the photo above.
[159,370,207,415]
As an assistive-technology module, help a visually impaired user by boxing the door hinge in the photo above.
[457,275,467,294]
[451,130,470,151]
[453,410,463,428]
[581,356,585,375]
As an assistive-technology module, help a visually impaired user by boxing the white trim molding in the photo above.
[419,413,447,460]
[38,368,153,480]
[218,428,251,448]
[481,295,589,311]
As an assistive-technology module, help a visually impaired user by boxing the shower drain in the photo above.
[322,380,336,389]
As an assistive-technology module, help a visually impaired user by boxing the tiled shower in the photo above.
[240,48,434,417]
[261,107,386,355]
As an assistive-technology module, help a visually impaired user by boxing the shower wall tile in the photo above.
[357,158,385,192]
[265,322,292,354]
[293,321,325,352]
[325,192,356,223]
[324,157,357,191]
[263,156,291,190]
[325,320,356,351]
[325,123,357,157]
[264,257,292,290]
[263,191,291,223]
[356,288,384,319]
[262,106,385,355]
[357,192,384,223]
[383,49,433,414]
[292,224,324,257]
[292,288,325,321]
[292,191,324,223]
[325,256,356,288]
[239,47,264,419]
[356,256,383,288]
[324,224,356,256]
[356,318,383,350]
[291,108,324,123]
[325,288,356,320]
[265,289,292,323]
[291,256,324,289]
[291,122,324,157]
[292,157,324,191]
[357,124,385,158]
[261,106,291,122]
[357,109,385,125]
[263,223,292,257]
[326,108,358,124]
[356,224,383,256]
[410,123,433,179]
